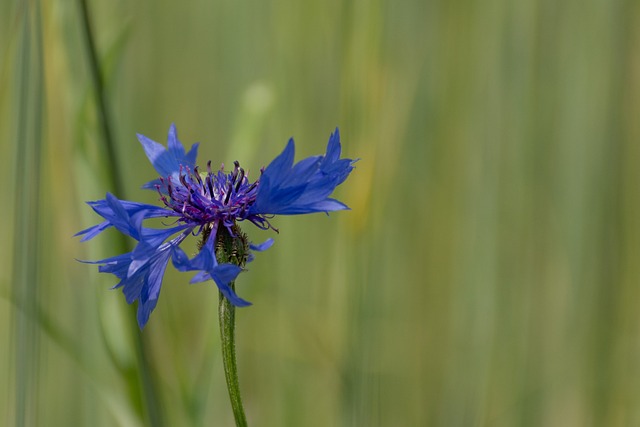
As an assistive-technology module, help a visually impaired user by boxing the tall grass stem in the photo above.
[77,1,164,425]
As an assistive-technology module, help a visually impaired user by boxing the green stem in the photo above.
[219,284,248,427]
[213,224,250,426]
[77,0,123,191]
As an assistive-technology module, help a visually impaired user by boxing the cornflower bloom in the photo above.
[77,124,356,329]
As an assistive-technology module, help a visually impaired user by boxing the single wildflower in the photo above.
[77,124,356,329]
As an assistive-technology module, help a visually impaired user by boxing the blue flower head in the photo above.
[77,124,356,329]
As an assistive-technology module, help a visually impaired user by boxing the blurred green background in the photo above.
[2,0,640,426]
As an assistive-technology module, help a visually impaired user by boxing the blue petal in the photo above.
[136,246,173,328]
[137,298,159,329]
[264,138,296,180]
[250,238,274,252]
[253,175,309,212]
[138,133,169,174]
[216,278,252,307]
[171,226,251,307]
[166,123,185,157]
[76,196,178,241]
[211,263,244,283]
[83,231,188,329]
[138,123,200,186]
[88,198,176,220]
[269,198,349,215]
[103,193,141,240]
[188,270,212,283]
[75,221,110,242]
[135,224,192,255]
[290,156,322,181]
[141,178,163,191]
[322,128,341,164]
[78,253,130,280]
[172,242,216,272]
[249,129,355,216]
[171,222,221,273]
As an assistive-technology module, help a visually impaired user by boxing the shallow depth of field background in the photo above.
[2,1,640,426]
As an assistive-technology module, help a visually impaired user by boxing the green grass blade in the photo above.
[11,2,45,426]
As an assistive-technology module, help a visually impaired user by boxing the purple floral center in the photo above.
[156,160,274,232]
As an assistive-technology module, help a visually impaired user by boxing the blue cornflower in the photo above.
[77,124,356,328]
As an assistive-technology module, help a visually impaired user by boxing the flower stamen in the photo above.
[235,168,245,193]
